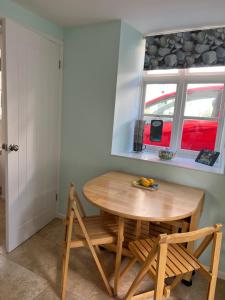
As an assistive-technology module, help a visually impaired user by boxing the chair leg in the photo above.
[120,257,137,280]
[125,261,153,300]
[89,245,113,296]
[164,274,183,298]
[154,243,167,300]
[207,275,218,300]
[114,217,125,296]
[61,214,74,300]
[73,204,113,296]
[170,274,183,291]
[61,249,71,300]
[207,232,222,300]
[94,245,102,256]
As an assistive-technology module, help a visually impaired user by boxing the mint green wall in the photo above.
[60,20,121,215]
[0,0,63,39]
[112,23,145,154]
[60,20,225,272]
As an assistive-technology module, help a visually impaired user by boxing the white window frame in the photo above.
[140,68,225,160]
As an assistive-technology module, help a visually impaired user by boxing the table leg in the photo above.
[114,216,125,296]
[135,220,142,239]
[182,198,204,284]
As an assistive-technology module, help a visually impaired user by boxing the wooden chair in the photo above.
[61,184,118,300]
[123,224,223,300]
[148,220,189,237]
[100,212,189,258]
[123,220,189,246]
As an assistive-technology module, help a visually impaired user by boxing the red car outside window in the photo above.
[144,85,223,151]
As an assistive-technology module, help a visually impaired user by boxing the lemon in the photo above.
[140,177,151,187]
[147,178,155,186]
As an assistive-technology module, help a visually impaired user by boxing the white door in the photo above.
[3,19,62,252]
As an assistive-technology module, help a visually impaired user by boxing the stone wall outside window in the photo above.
[145,27,225,70]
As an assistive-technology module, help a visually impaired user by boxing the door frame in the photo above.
[0,17,63,251]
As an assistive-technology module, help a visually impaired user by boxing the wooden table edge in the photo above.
[82,185,205,222]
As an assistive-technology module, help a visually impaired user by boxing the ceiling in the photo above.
[13,0,225,34]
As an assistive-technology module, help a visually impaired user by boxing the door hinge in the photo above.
[56,193,58,201]
[58,60,62,69]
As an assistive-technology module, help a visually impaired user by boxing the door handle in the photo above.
[2,143,8,151]
[8,144,19,152]
[1,144,19,152]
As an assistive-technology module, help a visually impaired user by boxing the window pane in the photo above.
[143,117,172,147]
[184,84,224,118]
[181,119,218,151]
[144,84,177,116]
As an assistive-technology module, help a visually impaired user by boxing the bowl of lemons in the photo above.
[132,177,159,191]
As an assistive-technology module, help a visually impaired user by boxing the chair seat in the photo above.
[129,238,201,278]
[124,220,189,245]
[70,215,118,248]
[149,221,186,237]
[124,220,150,245]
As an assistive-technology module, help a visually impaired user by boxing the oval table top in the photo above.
[83,171,205,222]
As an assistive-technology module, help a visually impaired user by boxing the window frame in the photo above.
[141,68,225,160]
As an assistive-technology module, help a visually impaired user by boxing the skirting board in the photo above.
[57,213,65,219]
[56,213,225,280]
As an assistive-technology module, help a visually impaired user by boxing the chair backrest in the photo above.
[154,224,223,279]
[143,224,223,278]
[158,224,223,245]
[65,183,95,245]
[66,183,101,253]
[66,183,86,220]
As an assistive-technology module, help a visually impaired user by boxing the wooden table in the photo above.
[83,171,205,295]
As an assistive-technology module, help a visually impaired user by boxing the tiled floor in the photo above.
[0,206,224,300]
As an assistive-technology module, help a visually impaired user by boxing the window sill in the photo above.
[112,150,224,175]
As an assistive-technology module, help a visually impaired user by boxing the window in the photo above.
[143,83,176,147]
[142,68,225,159]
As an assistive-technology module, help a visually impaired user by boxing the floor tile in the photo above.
[34,287,60,300]
[5,235,62,279]
[37,218,64,246]
[34,286,87,300]
[0,255,47,300]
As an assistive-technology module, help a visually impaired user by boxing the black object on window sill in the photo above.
[150,119,163,142]
[195,150,220,166]
[133,120,145,152]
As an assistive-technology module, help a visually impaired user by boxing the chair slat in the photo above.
[129,238,200,278]
[124,224,223,300]
[167,246,192,274]
[172,244,200,270]
[166,250,185,275]
[140,239,170,277]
